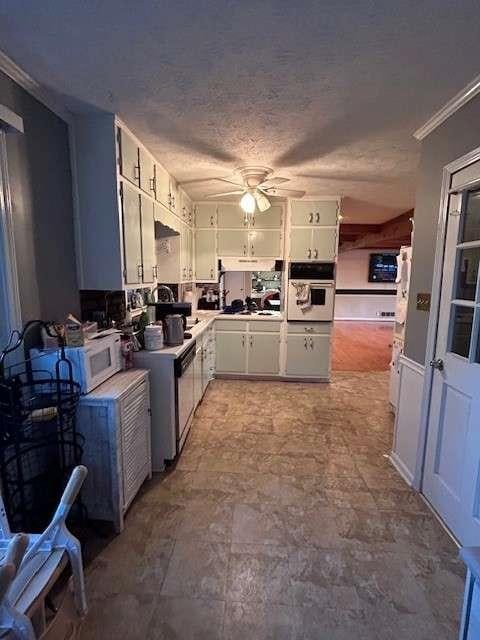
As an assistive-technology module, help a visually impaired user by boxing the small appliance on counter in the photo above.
[30,331,122,394]
[164,314,186,346]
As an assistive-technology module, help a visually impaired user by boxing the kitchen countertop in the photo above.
[133,310,284,360]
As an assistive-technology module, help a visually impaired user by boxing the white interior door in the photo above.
[423,166,480,546]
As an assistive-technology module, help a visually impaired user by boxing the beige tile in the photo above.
[146,597,225,640]
[224,601,298,640]
[227,543,294,605]
[161,540,229,600]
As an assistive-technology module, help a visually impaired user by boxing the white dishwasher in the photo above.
[174,341,196,453]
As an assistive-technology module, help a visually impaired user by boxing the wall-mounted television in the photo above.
[368,253,397,283]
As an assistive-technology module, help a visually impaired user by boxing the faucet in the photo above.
[154,284,175,303]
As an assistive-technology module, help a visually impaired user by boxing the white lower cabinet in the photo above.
[248,333,280,374]
[215,322,281,376]
[215,331,246,373]
[286,333,330,378]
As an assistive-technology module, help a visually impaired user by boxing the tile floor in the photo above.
[80,372,464,640]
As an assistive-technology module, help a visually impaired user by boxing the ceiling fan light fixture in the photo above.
[254,191,271,213]
[240,191,256,215]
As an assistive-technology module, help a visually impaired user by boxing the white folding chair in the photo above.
[0,466,88,639]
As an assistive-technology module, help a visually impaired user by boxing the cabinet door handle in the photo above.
[304,337,308,349]
[242,335,245,348]
[307,249,312,259]
[149,177,156,193]
[309,337,314,350]
[314,249,318,259]
[251,245,255,255]
[249,336,253,347]
[134,165,140,181]
[210,268,214,278]
[252,217,255,226]
[243,245,247,255]
[210,215,214,226]
[309,212,314,223]
[153,265,158,279]
[137,264,143,280]
[316,212,320,223]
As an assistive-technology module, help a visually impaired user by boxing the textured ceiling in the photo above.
[1,1,480,223]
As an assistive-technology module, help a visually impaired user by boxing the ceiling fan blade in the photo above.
[207,190,245,198]
[263,187,306,198]
[178,175,243,188]
[254,191,271,212]
[258,177,290,188]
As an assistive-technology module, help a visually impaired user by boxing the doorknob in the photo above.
[430,358,444,371]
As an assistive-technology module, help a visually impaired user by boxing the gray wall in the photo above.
[405,93,480,364]
[0,70,79,324]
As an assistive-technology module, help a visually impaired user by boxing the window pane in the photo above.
[450,305,474,358]
[455,247,480,300]
[462,190,480,243]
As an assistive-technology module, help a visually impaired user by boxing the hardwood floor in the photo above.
[332,320,394,371]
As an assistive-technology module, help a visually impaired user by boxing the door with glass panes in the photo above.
[423,165,480,546]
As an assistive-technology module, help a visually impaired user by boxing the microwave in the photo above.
[31,333,122,394]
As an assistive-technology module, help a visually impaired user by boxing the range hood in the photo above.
[154,220,180,238]
[220,258,280,272]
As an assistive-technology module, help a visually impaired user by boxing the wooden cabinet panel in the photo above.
[195,229,217,281]
[249,229,282,257]
[119,129,140,186]
[248,334,280,374]
[218,203,246,228]
[218,230,249,256]
[195,203,218,228]
[140,195,156,283]
[291,200,338,226]
[215,332,246,373]
[121,182,142,284]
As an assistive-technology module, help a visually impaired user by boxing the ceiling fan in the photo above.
[206,166,306,214]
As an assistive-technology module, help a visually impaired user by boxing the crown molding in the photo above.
[0,49,71,123]
[414,73,480,141]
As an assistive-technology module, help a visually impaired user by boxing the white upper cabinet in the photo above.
[139,148,156,198]
[218,203,247,228]
[121,182,142,285]
[169,176,179,214]
[140,195,156,284]
[195,229,217,281]
[251,204,283,229]
[195,203,217,228]
[218,230,250,256]
[179,189,193,226]
[119,129,140,187]
[249,230,282,257]
[155,163,171,210]
[290,227,337,261]
[291,200,338,226]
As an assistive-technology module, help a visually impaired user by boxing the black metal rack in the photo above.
[0,321,84,532]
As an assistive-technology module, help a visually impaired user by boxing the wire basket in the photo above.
[0,321,84,532]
